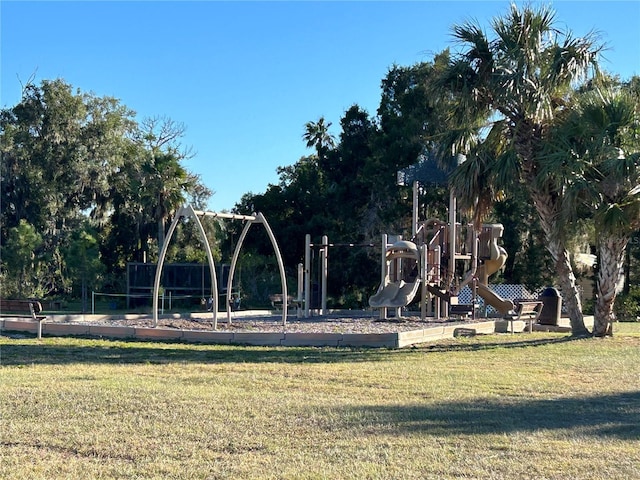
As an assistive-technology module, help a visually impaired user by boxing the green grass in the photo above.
[1,324,639,479]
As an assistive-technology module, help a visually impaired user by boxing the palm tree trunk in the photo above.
[529,188,589,336]
[623,247,631,295]
[594,236,627,337]
[551,242,588,335]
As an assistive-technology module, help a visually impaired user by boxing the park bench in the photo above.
[506,300,543,333]
[0,299,47,339]
[269,294,296,311]
[449,303,474,319]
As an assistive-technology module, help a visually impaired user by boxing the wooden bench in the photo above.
[0,299,47,339]
[269,294,295,311]
[506,300,543,333]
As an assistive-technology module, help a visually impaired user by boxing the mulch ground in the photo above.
[51,313,487,334]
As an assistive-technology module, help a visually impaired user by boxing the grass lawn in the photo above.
[1,324,639,479]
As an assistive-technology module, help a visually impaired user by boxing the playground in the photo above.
[0,305,584,349]
[1,182,579,346]
[0,163,587,346]
[156,178,556,333]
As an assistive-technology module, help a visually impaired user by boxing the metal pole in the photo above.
[449,189,457,268]
[421,246,427,321]
[153,205,218,328]
[255,213,288,326]
[435,246,441,320]
[448,189,457,318]
[297,263,304,318]
[126,263,130,310]
[321,235,328,315]
[228,213,288,326]
[304,234,311,318]
[227,220,253,325]
[191,210,256,221]
[184,205,218,328]
[412,180,419,237]
[380,233,387,320]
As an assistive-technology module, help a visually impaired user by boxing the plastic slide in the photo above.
[476,283,514,314]
[471,226,514,314]
[477,250,506,283]
[369,240,421,308]
[369,280,420,308]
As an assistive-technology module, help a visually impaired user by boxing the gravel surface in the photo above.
[51,313,487,333]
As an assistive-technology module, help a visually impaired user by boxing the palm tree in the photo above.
[302,116,336,160]
[437,4,602,335]
[543,82,640,336]
[137,116,199,256]
[142,150,193,255]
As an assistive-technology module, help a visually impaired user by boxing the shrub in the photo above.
[614,286,640,322]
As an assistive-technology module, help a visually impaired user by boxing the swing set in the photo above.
[152,205,288,329]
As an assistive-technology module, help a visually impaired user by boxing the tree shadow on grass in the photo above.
[1,334,427,365]
[332,391,640,440]
[414,334,580,353]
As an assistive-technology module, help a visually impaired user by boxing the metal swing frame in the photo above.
[152,204,288,328]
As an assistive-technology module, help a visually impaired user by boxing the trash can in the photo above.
[538,287,562,325]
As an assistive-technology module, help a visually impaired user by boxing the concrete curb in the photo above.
[1,318,501,348]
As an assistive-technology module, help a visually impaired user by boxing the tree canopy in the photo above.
[0,79,211,303]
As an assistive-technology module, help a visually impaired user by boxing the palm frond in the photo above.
[596,203,631,233]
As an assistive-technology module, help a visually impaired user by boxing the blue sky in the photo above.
[2,1,639,212]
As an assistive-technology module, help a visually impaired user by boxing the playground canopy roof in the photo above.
[396,152,459,187]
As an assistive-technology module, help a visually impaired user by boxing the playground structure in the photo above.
[368,181,514,320]
[296,175,514,320]
[152,205,288,329]
[298,180,515,321]
[289,150,525,321]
